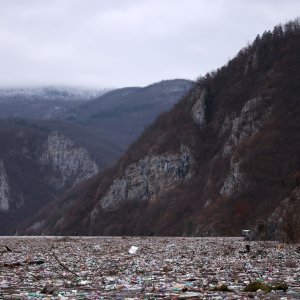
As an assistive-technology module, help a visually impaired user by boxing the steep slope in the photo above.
[26,20,300,236]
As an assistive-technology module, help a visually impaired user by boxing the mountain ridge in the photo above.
[24,19,300,237]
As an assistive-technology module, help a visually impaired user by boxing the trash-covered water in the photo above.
[0,236,299,299]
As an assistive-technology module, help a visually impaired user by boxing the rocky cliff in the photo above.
[95,144,194,213]
[0,122,99,234]
[25,20,300,237]
[40,132,98,189]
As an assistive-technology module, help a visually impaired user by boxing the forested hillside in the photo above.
[24,20,300,238]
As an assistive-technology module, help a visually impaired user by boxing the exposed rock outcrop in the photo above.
[0,160,10,212]
[222,96,270,156]
[220,158,243,197]
[40,132,99,189]
[98,144,194,212]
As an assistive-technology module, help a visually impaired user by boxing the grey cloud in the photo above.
[0,0,299,88]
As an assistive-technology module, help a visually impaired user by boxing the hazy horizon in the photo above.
[0,78,192,91]
[0,0,300,88]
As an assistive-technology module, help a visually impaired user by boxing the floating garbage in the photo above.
[128,245,139,254]
[0,236,298,299]
[93,244,101,251]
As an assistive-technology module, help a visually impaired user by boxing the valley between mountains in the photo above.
[0,80,193,234]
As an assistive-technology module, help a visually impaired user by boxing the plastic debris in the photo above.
[93,244,101,251]
[0,236,298,299]
[128,245,138,254]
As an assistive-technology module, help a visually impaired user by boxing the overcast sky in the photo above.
[0,0,299,89]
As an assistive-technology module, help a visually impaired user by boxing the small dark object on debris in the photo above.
[41,284,57,294]
[4,245,12,252]
[244,281,288,293]
[211,284,233,292]
[243,281,272,292]
[3,261,22,268]
[272,283,288,292]
[27,260,45,265]
[239,244,251,254]
[162,265,173,272]
[3,259,44,268]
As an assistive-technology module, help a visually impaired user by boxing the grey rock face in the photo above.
[220,158,243,197]
[99,144,194,212]
[28,220,45,231]
[191,89,206,127]
[222,96,270,156]
[220,96,271,196]
[218,115,232,137]
[0,160,10,212]
[40,132,99,189]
